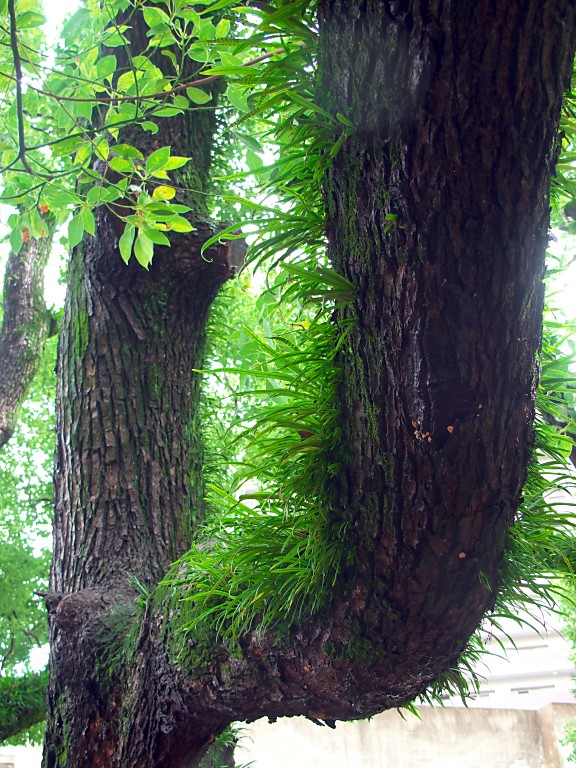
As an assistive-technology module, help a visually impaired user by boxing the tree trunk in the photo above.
[43,9,238,764]
[44,2,576,767]
[319,0,576,686]
[44,215,239,768]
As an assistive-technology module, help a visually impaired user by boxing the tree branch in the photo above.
[0,222,55,449]
[0,48,283,107]
[0,669,48,744]
[7,0,32,173]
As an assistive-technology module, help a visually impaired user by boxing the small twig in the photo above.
[7,0,32,172]
[0,635,15,672]
[22,628,42,646]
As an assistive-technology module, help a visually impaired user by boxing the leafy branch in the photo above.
[0,47,284,105]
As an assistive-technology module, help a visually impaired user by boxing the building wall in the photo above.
[240,703,576,768]
[462,616,575,710]
[0,746,42,768]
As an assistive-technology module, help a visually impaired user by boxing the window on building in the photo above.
[511,685,554,694]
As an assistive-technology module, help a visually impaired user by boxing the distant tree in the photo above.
[0,2,576,767]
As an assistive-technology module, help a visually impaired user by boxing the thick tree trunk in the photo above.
[319,0,576,686]
[44,2,576,767]
[44,218,239,767]
[43,9,237,764]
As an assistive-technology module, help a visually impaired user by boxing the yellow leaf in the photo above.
[152,185,176,201]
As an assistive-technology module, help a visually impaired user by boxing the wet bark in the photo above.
[44,2,576,767]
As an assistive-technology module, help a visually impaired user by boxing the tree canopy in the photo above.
[0,1,576,765]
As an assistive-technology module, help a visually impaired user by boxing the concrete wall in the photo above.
[1,705,573,767]
[239,703,576,768]
[0,745,42,768]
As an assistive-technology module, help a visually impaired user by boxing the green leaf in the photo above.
[87,186,104,205]
[173,94,188,109]
[149,30,177,48]
[75,143,92,167]
[143,6,170,29]
[82,208,96,236]
[117,71,139,93]
[143,228,170,245]
[133,230,154,268]
[9,223,22,254]
[246,149,263,171]
[118,224,135,264]
[196,18,216,40]
[113,144,144,160]
[336,112,355,129]
[161,49,178,69]
[44,188,83,207]
[187,43,210,63]
[198,0,237,10]
[103,27,129,47]
[219,51,243,68]
[177,7,201,23]
[96,55,117,81]
[234,132,263,154]
[226,84,249,112]
[17,10,46,27]
[186,87,211,105]
[152,185,176,200]
[139,121,160,134]
[153,106,183,117]
[68,215,84,248]
[165,156,190,171]
[95,139,109,162]
[28,209,45,238]
[100,187,121,204]
[215,18,230,38]
[2,149,18,166]
[109,157,134,174]
[167,215,194,233]
[50,137,86,158]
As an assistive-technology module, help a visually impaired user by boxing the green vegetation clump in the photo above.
[173,263,355,644]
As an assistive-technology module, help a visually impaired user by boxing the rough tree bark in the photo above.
[0,219,55,449]
[44,2,576,767]
[43,14,238,764]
